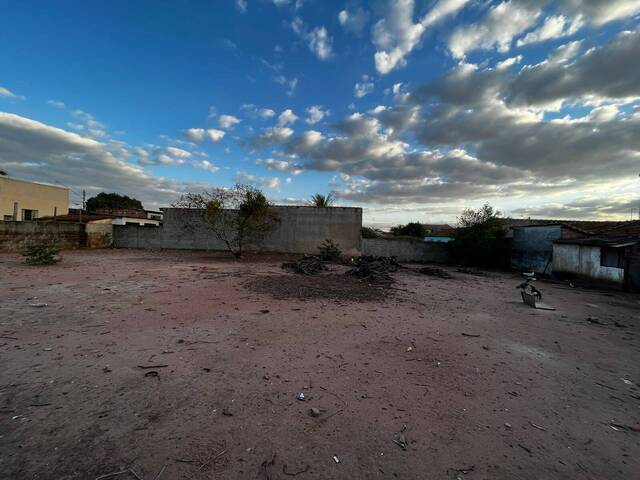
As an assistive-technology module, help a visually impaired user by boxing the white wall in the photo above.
[553,244,624,284]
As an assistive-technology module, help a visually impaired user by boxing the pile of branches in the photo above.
[418,266,452,279]
[282,255,327,275]
[346,255,400,283]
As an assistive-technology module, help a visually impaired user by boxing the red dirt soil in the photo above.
[0,249,639,479]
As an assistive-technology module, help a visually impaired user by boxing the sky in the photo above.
[1,0,639,227]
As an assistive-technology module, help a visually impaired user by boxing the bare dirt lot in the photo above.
[1,249,639,480]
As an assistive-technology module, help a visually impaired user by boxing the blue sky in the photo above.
[1,0,639,226]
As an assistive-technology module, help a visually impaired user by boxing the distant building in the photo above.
[0,177,69,221]
[553,236,640,290]
[422,224,455,243]
[509,220,640,286]
[40,208,162,226]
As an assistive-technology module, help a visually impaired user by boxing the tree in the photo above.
[86,192,143,211]
[451,203,508,267]
[390,222,427,238]
[361,226,380,239]
[309,193,335,207]
[172,184,279,258]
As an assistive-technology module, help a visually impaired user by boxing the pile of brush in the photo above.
[346,255,399,283]
[282,255,327,275]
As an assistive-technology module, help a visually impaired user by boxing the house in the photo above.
[509,220,640,275]
[39,209,162,226]
[553,236,640,290]
[0,177,69,221]
[422,224,455,243]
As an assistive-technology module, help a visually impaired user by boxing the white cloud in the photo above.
[305,105,329,124]
[291,17,333,61]
[448,1,540,58]
[274,75,298,96]
[308,26,333,60]
[206,129,226,142]
[373,0,470,74]
[277,109,298,127]
[235,171,282,190]
[184,128,226,144]
[249,127,294,148]
[0,86,25,100]
[559,0,640,27]
[241,104,276,119]
[218,114,240,130]
[236,0,247,13]
[192,159,219,173]
[47,100,65,109]
[354,75,374,98]
[0,112,211,209]
[496,55,523,70]
[259,158,304,175]
[166,146,191,159]
[338,7,370,36]
[516,14,583,47]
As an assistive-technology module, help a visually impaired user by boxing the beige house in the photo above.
[0,177,69,221]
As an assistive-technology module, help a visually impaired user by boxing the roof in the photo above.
[554,236,639,247]
[508,219,640,237]
[422,224,456,236]
[38,213,114,223]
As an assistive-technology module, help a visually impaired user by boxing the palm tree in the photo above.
[309,193,335,207]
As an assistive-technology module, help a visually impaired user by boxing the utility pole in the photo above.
[82,190,86,211]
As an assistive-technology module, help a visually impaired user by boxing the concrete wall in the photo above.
[511,225,560,274]
[86,223,113,248]
[361,237,449,263]
[0,177,69,220]
[113,206,362,255]
[553,243,625,284]
[0,221,85,252]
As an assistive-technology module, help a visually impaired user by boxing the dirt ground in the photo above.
[1,249,639,480]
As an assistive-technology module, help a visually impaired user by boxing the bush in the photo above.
[318,239,342,261]
[361,226,380,239]
[22,237,61,265]
[390,222,427,238]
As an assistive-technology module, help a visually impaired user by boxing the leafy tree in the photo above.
[309,193,335,207]
[390,222,427,238]
[86,192,143,211]
[172,184,279,258]
[361,226,380,239]
[451,203,508,267]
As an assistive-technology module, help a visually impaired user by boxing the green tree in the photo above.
[309,193,335,207]
[86,192,143,211]
[451,203,508,267]
[173,184,279,258]
[361,226,380,239]
[390,222,427,238]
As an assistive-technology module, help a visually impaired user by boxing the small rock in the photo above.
[296,392,305,401]
[309,407,321,417]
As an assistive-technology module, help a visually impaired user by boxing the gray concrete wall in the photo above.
[114,206,362,255]
[361,237,449,263]
[553,243,625,284]
[0,221,85,252]
[511,225,560,274]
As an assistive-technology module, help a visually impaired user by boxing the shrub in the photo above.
[361,226,380,239]
[318,239,342,261]
[390,222,427,238]
[22,237,61,265]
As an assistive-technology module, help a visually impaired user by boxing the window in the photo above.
[21,209,38,221]
[3,215,13,221]
[600,247,625,269]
